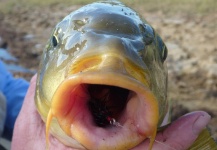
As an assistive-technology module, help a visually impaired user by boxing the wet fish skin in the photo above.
[35,1,168,149]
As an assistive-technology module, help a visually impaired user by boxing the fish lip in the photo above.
[49,71,159,149]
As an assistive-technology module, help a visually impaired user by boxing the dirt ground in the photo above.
[0,1,216,143]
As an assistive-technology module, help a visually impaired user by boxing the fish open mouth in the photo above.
[47,72,159,149]
[87,84,129,128]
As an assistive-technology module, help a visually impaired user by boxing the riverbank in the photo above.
[0,0,216,146]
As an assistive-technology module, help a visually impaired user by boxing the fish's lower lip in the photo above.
[48,71,159,149]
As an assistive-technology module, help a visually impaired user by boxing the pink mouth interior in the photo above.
[47,76,158,149]
[61,83,133,131]
[63,84,145,148]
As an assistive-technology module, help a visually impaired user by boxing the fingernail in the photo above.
[192,112,211,135]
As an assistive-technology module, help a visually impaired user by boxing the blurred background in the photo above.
[0,0,216,149]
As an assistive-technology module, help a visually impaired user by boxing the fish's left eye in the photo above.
[161,46,168,62]
[157,36,167,62]
[52,35,59,47]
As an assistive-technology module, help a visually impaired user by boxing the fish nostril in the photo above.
[73,20,86,31]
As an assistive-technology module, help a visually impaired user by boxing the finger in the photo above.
[13,74,38,122]
[22,74,37,111]
[158,111,211,150]
[12,75,73,150]
[11,74,40,149]
[133,111,211,150]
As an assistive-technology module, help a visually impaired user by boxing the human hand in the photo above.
[132,109,211,150]
[11,75,211,150]
[11,75,72,150]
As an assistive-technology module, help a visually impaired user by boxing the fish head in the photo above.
[35,1,168,150]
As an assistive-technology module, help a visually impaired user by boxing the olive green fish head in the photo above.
[35,1,168,150]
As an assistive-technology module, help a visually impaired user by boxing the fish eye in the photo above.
[140,24,154,45]
[52,35,59,47]
[157,36,167,62]
[161,46,168,62]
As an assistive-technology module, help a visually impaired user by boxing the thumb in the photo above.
[155,111,211,150]
[132,111,211,150]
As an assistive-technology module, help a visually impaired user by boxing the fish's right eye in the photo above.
[52,35,59,47]
[157,36,167,62]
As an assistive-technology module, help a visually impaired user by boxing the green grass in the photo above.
[0,0,216,15]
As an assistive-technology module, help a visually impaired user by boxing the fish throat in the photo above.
[87,84,129,127]
[45,72,159,150]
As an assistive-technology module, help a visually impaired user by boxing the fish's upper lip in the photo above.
[47,71,159,149]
